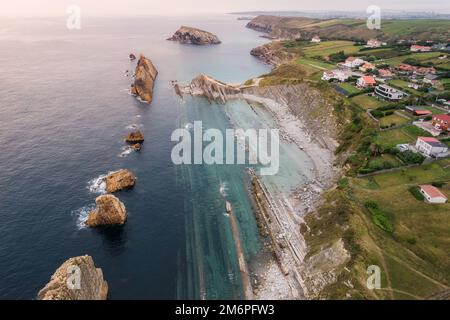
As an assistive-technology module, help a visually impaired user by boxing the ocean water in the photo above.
[0,14,270,299]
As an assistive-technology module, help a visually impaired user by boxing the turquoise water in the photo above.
[0,14,270,299]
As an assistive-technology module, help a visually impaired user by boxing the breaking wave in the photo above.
[72,204,95,230]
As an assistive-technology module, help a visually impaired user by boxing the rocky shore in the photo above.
[131,54,158,103]
[38,255,108,300]
[167,26,221,45]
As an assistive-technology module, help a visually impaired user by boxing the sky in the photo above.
[0,0,449,17]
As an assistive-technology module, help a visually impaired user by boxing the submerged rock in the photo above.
[131,54,158,103]
[167,26,221,45]
[86,194,127,227]
[131,143,142,151]
[125,130,145,144]
[38,255,108,300]
[105,169,136,193]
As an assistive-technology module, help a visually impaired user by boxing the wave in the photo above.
[87,174,108,194]
[119,145,134,158]
[72,204,95,230]
[126,123,142,130]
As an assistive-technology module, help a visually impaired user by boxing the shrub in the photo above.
[398,151,425,164]
[431,181,445,188]
[365,201,394,233]
[338,178,349,189]
[408,186,424,201]
[407,238,417,245]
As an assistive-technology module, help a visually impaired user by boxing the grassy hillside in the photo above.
[248,15,450,41]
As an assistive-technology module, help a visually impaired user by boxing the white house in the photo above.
[311,36,321,43]
[415,136,449,157]
[366,39,382,48]
[321,69,351,82]
[419,185,448,204]
[344,57,364,68]
[375,84,406,100]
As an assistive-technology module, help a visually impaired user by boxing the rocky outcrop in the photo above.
[246,15,284,33]
[38,255,108,300]
[131,54,158,103]
[125,130,144,144]
[105,169,136,193]
[180,74,241,103]
[168,26,221,45]
[86,195,127,227]
[250,44,296,66]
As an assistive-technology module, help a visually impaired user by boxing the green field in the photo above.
[296,57,335,70]
[351,94,387,110]
[383,52,443,67]
[381,19,450,39]
[379,114,410,127]
[375,124,432,147]
[337,83,361,95]
[350,159,450,299]
[388,79,422,96]
[302,41,361,58]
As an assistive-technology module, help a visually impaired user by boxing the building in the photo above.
[366,39,382,48]
[405,106,432,116]
[357,76,376,88]
[344,57,364,68]
[423,74,439,86]
[311,36,321,43]
[397,64,436,75]
[419,185,448,204]
[410,45,432,52]
[375,84,406,100]
[408,83,420,90]
[432,114,450,131]
[415,136,449,157]
[321,69,351,82]
[378,69,393,78]
[359,62,375,72]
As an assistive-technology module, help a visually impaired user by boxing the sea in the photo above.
[0,14,312,299]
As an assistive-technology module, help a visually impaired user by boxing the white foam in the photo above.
[119,146,134,157]
[126,123,142,130]
[72,204,95,230]
[219,181,229,198]
[87,174,108,194]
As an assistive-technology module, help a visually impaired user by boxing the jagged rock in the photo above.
[38,255,108,300]
[181,74,241,103]
[131,143,142,151]
[105,169,136,193]
[86,195,127,227]
[167,26,221,45]
[125,130,144,144]
[131,54,158,103]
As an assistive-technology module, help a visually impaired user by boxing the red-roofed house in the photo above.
[359,62,375,72]
[357,76,376,88]
[405,106,432,116]
[415,136,449,157]
[410,45,432,52]
[378,69,393,78]
[419,185,448,204]
[432,114,450,131]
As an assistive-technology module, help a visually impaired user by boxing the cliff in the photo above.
[105,169,136,193]
[38,255,108,300]
[86,194,127,227]
[250,42,297,66]
[131,54,158,103]
[180,74,241,103]
[168,26,221,45]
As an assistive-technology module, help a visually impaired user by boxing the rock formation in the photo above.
[167,26,221,45]
[86,195,127,227]
[129,53,136,61]
[180,74,241,103]
[131,54,158,103]
[105,169,136,193]
[125,130,145,144]
[38,255,108,300]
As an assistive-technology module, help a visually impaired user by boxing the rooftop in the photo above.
[419,185,447,199]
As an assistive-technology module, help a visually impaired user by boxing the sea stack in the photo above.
[37,255,108,300]
[168,26,221,45]
[131,54,158,103]
[125,130,145,144]
[86,194,127,227]
[105,169,137,193]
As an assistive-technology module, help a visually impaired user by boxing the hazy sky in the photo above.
[1,0,449,17]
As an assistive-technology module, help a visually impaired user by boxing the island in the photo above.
[167,26,221,45]
[131,54,158,103]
